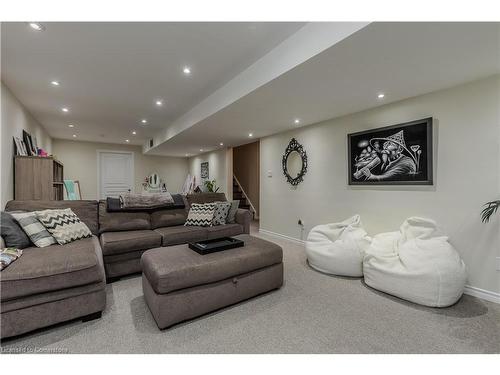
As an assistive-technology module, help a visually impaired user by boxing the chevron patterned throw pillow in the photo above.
[185,203,216,227]
[36,208,92,245]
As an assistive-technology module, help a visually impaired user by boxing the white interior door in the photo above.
[98,151,134,199]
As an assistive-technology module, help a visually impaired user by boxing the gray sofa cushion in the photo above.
[0,236,104,301]
[141,234,283,294]
[150,208,188,229]
[206,223,244,239]
[226,200,240,224]
[154,225,208,246]
[5,200,99,235]
[98,200,151,233]
[1,211,32,249]
[186,193,227,207]
[100,229,162,256]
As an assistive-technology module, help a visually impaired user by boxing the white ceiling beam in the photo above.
[144,22,369,153]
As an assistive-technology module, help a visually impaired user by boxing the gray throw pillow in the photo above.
[1,211,32,249]
[226,200,240,224]
[212,201,231,225]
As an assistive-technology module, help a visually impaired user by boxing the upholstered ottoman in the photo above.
[141,234,284,329]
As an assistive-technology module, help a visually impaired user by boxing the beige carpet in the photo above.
[2,224,499,353]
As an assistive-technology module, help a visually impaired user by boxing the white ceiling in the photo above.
[149,22,500,156]
[2,22,499,156]
[1,22,305,145]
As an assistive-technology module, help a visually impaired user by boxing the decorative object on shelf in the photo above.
[201,161,209,179]
[348,117,433,185]
[481,200,499,223]
[204,179,219,193]
[282,138,308,186]
[22,130,36,156]
[31,135,38,154]
[13,137,27,156]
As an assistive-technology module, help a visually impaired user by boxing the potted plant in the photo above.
[481,200,500,223]
[204,179,219,193]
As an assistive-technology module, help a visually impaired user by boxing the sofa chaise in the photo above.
[1,200,106,339]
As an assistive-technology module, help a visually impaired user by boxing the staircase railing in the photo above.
[233,175,258,219]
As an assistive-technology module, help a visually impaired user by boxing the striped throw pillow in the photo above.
[184,203,216,227]
[10,212,56,248]
[36,208,92,245]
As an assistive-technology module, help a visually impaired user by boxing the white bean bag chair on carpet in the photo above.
[363,217,467,307]
[306,215,371,277]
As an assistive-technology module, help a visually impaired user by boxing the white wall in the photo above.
[52,139,189,199]
[1,82,53,207]
[260,76,500,294]
[188,148,229,194]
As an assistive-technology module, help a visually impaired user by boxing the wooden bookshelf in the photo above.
[14,156,64,200]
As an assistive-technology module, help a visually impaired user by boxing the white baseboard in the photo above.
[258,228,499,305]
[258,228,306,245]
[464,285,500,304]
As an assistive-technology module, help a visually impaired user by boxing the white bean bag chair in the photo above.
[306,215,371,277]
[363,217,467,307]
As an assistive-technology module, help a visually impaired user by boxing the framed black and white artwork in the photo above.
[201,161,209,179]
[348,117,433,185]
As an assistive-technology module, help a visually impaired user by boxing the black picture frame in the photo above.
[22,130,36,156]
[348,118,433,185]
[201,161,209,179]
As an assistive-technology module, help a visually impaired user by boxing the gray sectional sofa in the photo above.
[0,193,251,339]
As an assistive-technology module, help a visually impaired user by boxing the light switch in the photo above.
[267,170,272,177]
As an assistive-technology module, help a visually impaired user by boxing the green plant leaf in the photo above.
[481,200,500,223]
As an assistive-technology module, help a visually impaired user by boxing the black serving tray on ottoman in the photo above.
[189,237,244,255]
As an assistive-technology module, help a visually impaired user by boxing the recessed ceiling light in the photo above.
[200,149,203,152]
[61,107,69,113]
[72,134,77,138]
[132,131,137,135]
[68,124,75,128]
[125,139,130,143]
[141,119,147,124]
[155,100,163,106]
[51,81,60,86]
[248,133,253,138]
[294,118,300,125]
[183,66,191,75]
[185,153,190,157]
[377,93,385,99]
[219,142,224,146]
[28,22,45,32]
